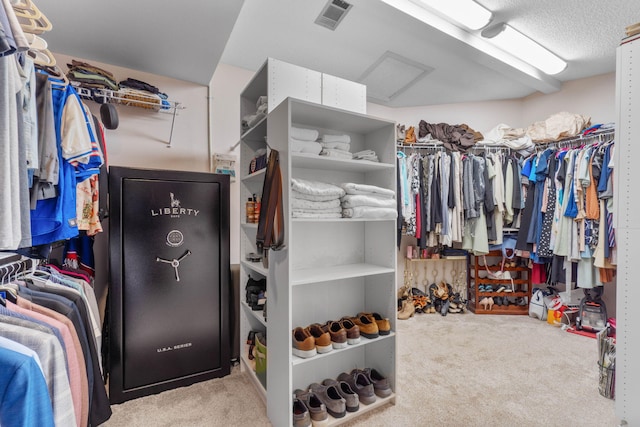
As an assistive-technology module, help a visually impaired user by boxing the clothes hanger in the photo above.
[12,0,42,19]
[29,47,56,67]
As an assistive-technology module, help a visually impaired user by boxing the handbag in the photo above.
[482,255,514,290]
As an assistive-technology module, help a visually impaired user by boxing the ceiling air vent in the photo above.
[315,0,353,31]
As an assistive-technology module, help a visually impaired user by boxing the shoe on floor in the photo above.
[292,327,317,359]
[351,314,379,339]
[322,378,359,412]
[309,383,346,419]
[360,368,392,398]
[295,389,328,425]
[306,324,333,354]
[339,318,360,345]
[358,312,391,335]
[324,321,348,349]
[293,396,312,427]
[337,370,376,405]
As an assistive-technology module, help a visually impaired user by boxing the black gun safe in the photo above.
[108,166,230,403]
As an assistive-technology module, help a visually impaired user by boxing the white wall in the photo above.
[368,98,524,134]
[522,72,616,126]
[210,63,256,264]
[53,53,211,172]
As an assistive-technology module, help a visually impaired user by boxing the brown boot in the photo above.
[398,298,415,320]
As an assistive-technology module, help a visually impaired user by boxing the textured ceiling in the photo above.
[221,0,640,106]
[34,0,245,85]
[30,0,640,106]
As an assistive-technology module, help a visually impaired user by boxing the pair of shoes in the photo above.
[293,396,312,427]
[362,368,392,397]
[292,327,317,359]
[349,314,379,338]
[358,312,391,335]
[323,379,359,412]
[479,297,494,310]
[337,370,376,405]
[323,321,348,349]
[295,389,328,426]
[495,296,511,306]
[404,126,416,144]
[309,382,346,418]
[398,298,415,320]
[292,324,333,357]
[338,318,361,345]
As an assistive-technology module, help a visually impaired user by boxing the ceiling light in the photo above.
[413,0,492,30]
[481,23,567,75]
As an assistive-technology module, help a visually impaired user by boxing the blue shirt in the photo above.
[0,347,55,427]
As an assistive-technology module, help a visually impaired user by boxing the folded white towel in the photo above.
[292,211,343,219]
[321,134,351,144]
[292,197,341,210]
[341,183,395,199]
[293,206,342,214]
[320,148,353,160]
[342,206,397,219]
[291,127,319,142]
[292,178,345,198]
[292,190,341,202]
[320,141,351,151]
[290,138,322,154]
[341,194,396,209]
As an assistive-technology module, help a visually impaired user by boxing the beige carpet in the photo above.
[104,313,618,427]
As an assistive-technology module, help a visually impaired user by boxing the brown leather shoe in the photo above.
[358,312,391,335]
[306,323,333,353]
[323,321,347,349]
[339,318,360,345]
[351,314,379,339]
[292,327,317,359]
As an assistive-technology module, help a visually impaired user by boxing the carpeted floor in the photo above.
[104,313,618,427]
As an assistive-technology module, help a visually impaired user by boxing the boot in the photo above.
[398,298,415,320]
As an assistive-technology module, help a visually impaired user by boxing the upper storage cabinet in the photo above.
[240,58,367,136]
[240,58,322,136]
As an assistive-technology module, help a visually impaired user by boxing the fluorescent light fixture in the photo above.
[414,0,492,30]
[482,22,567,75]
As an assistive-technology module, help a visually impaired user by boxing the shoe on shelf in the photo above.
[360,368,392,398]
[292,327,317,359]
[496,286,506,293]
[324,321,348,349]
[337,370,376,405]
[309,383,346,419]
[338,318,361,345]
[293,396,312,427]
[306,324,333,354]
[494,296,502,306]
[295,389,328,426]
[322,379,359,413]
[351,314,379,338]
[358,312,391,335]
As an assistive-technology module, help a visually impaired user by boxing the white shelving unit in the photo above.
[614,34,640,426]
[239,64,397,426]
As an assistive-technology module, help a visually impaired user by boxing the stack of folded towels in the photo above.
[291,178,345,218]
[291,127,322,155]
[320,134,352,160]
[340,183,397,219]
[352,150,379,162]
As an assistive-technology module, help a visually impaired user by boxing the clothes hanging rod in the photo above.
[535,128,615,149]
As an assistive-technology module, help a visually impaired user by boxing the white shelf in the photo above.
[292,218,394,223]
[240,351,266,405]
[326,393,396,427]
[241,222,259,229]
[241,260,268,277]
[291,332,395,366]
[241,300,267,328]
[240,115,268,141]
[292,263,394,286]
[242,168,266,183]
[292,153,394,172]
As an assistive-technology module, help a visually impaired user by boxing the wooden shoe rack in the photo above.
[467,250,531,315]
